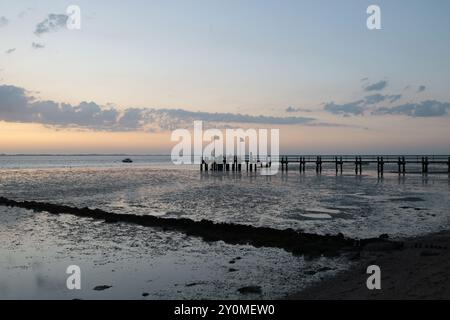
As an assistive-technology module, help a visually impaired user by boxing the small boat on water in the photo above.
[122,158,133,163]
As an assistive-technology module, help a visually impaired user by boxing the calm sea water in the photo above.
[1,155,449,299]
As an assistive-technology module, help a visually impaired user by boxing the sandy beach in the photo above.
[289,231,450,300]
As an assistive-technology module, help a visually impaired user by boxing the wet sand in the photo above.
[0,196,400,257]
[289,231,450,299]
[1,196,449,299]
[0,205,351,299]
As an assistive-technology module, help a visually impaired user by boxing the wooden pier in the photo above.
[200,155,450,175]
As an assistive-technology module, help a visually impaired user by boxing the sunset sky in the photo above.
[1,0,450,154]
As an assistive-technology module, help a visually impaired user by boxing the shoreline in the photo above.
[288,230,450,299]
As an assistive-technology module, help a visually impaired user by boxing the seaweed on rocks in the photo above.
[0,196,401,257]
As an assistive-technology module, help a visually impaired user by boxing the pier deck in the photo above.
[199,155,450,175]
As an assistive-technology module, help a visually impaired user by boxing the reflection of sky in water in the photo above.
[0,156,449,298]
[1,158,449,238]
[0,207,349,299]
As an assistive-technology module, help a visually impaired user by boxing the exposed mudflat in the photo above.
[289,231,450,299]
[1,156,449,299]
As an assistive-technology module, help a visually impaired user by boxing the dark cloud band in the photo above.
[0,85,317,132]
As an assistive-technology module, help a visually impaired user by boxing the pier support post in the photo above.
[354,156,362,175]
[402,156,406,174]
[422,157,429,174]
[377,157,380,175]
[335,157,338,174]
[448,157,450,174]
[398,156,407,174]
[316,156,320,173]
[359,156,362,175]
[377,157,384,176]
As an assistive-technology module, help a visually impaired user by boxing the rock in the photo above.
[318,267,333,272]
[142,292,149,297]
[238,286,262,294]
[391,197,425,202]
[185,281,206,287]
[228,268,238,272]
[349,252,361,260]
[379,234,389,239]
[186,282,199,287]
[420,250,440,257]
[305,270,317,275]
[93,285,112,291]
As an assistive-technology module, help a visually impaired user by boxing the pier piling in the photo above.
[448,157,450,173]
[199,154,449,175]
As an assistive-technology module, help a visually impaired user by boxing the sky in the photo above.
[0,0,450,154]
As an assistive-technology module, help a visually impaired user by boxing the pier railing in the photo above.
[199,155,450,175]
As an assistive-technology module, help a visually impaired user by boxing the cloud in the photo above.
[34,14,68,35]
[285,106,312,113]
[18,8,34,19]
[364,80,388,92]
[374,100,450,117]
[0,85,34,122]
[0,84,322,132]
[323,101,365,116]
[31,42,45,49]
[5,48,16,54]
[323,92,403,116]
[0,16,9,28]
[364,93,402,105]
[152,109,316,130]
[417,85,426,93]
